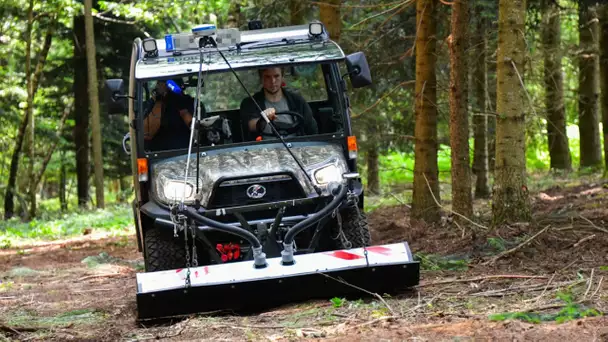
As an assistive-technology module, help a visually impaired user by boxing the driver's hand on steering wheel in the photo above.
[262,108,277,121]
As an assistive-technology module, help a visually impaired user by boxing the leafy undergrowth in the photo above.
[0,205,132,248]
[490,292,602,324]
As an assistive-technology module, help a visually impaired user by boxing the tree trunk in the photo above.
[449,0,472,219]
[319,0,341,42]
[542,0,571,171]
[60,150,67,212]
[366,141,380,196]
[578,5,602,168]
[290,0,307,25]
[84,0,105,209]
[471,8,490,199]
[412,0,440,223]
[73,15,90,208]
[599,5,608,172]
[492,0,531,225]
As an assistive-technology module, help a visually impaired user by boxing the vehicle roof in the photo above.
[135,24,346,80]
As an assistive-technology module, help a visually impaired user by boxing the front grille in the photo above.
[208,176,306,209]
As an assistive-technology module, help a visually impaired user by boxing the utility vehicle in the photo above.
[105,21,419,320]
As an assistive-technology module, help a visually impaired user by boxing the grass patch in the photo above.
[489,292,602,324]
[0,205,132,244]
[7,308,106,328]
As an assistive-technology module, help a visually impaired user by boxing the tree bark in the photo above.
[599,5,608,172]
[85,0,105,209]
[449,0,472,219]
[542,0,571,171]
[578,5,602,168]
[73,15,90,208]
[4,0,33,220]
[492,0,531,225]
[471,8,490,199]
[366,141,380,196]
[319,0,341,42]
[412,0,440,223]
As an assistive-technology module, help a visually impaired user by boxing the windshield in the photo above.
[139,63,343,152]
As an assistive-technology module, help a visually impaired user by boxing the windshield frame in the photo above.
[135,61,348,157]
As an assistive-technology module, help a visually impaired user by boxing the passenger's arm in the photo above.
[143,101,163,140]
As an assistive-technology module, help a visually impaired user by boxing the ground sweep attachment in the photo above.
[136,242,419,320]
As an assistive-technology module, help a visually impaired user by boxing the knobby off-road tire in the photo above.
[333,205,371,249]
[144,227,187,272]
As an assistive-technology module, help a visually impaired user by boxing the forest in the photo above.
[0,0,607,340]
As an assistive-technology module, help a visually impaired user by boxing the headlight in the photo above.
[163,180,195,202]
[314,164,341,184]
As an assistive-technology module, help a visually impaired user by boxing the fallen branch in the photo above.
[77,273,122,281]
[417,274,548,288]
[470,279,585,297]
[524,273,556,304]
[573,234,596,248]
[578,215,608,234]
[0,296,17,300]
[0,324,42,335]
[584,268,595,299]
[522,299,591,313]
[423,174,488,231]
[483,225,551,265]
[318,272,396,316]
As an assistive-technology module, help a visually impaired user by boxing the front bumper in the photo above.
[136,242,420,320]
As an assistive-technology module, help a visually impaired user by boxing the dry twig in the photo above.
[483,225,551,265]
[417,274,548,288]
[578,215,608,234]
[470,279,584,297]
[573,234,597,248]
[318,272,396,316]
[77,273,122,281]
[591,276,603,298]
[584,268,595,299]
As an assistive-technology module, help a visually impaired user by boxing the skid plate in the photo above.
[136,242,420,320]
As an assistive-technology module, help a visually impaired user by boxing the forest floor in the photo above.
[1,175,608,341]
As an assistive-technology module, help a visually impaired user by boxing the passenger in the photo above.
[143,79,201,150]
[239,67,318,141]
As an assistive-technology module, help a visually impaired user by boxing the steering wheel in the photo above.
[273,110,306,136]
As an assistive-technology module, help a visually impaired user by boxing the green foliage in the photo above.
[487,237,507,252]
[0,205,131,242]
[414,253,469,271]
[600,266,608,271]
[81,251,121,268]
[489,291,602,324]
[8,308,105,328]
[330,297,345,308]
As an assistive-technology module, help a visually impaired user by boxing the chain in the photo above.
[184,220,191,287]
[190,222,198,267]
[331,208,352,249]
[349,191,369,266]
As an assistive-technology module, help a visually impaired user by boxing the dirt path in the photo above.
[1,181,608,341]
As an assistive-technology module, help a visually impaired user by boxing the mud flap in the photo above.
[136,242,420,320]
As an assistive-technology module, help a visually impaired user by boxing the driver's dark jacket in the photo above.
[239,88,319,141]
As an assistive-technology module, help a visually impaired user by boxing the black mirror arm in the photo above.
[112,93,136,101]
[340,67,361,81]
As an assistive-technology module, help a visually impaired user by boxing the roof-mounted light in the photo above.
[309,22,324,37]
[142,38,158,58]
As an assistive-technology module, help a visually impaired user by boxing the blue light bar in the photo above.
[165,35,174,51]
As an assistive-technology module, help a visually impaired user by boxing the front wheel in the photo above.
[144,227,186,272]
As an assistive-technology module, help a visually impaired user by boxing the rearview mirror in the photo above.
[104,79,127,115]
[345,52,372,89]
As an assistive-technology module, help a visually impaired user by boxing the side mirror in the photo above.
[345,52,372,89]
[104,79,128,115]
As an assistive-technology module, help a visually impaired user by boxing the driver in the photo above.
[239,67,318,140]
[143,79,200,150]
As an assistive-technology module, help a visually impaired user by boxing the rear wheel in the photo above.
[144,227,186,272]
[331,205,371,249]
